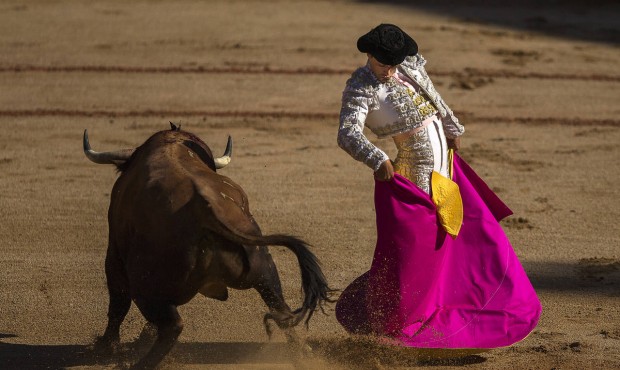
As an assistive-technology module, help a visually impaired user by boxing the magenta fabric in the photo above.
[336,154,541,348]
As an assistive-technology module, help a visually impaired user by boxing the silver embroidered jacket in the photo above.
[338,54,464,171]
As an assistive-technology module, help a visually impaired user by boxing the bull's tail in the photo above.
[256,234,335,328]
[215,226,334,329]
[193,183,335,330]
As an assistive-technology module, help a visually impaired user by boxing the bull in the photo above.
[83,123,332,369]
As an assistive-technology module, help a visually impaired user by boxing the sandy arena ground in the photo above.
[0,1,619,369]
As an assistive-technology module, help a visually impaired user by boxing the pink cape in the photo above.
[335,154,541,348]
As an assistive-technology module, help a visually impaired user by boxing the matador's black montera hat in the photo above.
[357,24,418,66]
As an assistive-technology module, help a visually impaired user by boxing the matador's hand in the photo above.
[374,160,394,181]
[447,137,461,151]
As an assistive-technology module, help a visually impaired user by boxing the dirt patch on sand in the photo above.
[0,1,619,369]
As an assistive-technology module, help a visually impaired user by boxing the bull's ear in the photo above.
[169,122,181,131]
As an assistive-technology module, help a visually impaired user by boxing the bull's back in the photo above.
[108,145,211,300]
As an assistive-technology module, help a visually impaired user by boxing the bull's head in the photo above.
[83,124,233,169]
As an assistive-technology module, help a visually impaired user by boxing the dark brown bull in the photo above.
[84,123,332,369]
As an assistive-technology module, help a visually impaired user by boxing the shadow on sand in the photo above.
[0,339,298,370]
[0,335,488,370]
[524,259,620,295]
[359,0,619,45]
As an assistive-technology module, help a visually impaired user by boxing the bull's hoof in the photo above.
[128,356,169,370]
[283,329,313,359]
[302,342,313,355]
[284,329,300,344]
[133,323,157,349]
[91,335,121,357]
[128,362,150,370]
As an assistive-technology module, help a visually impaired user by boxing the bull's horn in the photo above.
[83,129,135,165]
[214,135,233,169]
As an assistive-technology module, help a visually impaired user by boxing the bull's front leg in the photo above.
[94,247,131,355]
[94,290,131,354]
[132,298,184,370]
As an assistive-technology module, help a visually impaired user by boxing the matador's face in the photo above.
[367,54,398,83]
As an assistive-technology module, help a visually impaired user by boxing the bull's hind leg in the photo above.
[253,257,300,339]
[94,246,131,354]
[254,258,314,362]
[132,298,183,370]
